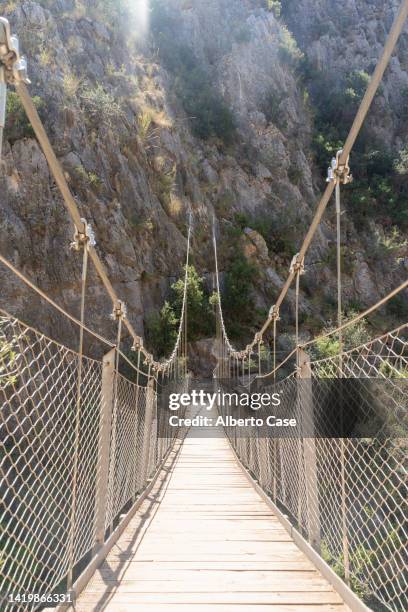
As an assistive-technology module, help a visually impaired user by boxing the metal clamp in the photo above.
[327,149,352,185]
[70,218,96,251]
[144,354,153,367]
[0,19,30,160]
[110,300,127,321]
[0,18,30,85]
[269,304,280,321]
[289,252,305,275]
[131,337,144,351]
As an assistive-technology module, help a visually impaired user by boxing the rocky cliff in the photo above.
[0,0,407,357]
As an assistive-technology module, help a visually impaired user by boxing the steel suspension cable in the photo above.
[9,80,192,375]
[67,237,89,590]
[213,0,408,360]
[335,179,344,376]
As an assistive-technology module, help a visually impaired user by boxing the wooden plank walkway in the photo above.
[75,419,350,611]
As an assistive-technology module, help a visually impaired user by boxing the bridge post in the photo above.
[94,347,116,550]
[141,378,156,486]
[297,347,321,552]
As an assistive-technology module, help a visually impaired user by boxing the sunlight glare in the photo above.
[128,0,149,39]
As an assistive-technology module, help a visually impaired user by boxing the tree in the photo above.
[223,253,258,337]
[146,301,178,358]
[146,265,214,358]
[5,92,44,143]
[310,312,372,361]
[172,265,214,340]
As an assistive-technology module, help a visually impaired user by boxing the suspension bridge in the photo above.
[0,2,407,611]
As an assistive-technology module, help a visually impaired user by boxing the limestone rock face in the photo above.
[243,228,269,261]
[283,0,408,148]
[0,0,406,358]
[188,338,218,378]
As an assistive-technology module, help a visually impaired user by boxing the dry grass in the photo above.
[63,72,81,99]
[166,194,183,218]
[39,46,52,67]
[137,106,172,144]
[3,1,17,15]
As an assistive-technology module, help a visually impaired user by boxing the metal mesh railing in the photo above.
[220,325,408,611]
[0,309,184,610]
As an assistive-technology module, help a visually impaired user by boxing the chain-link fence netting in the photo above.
[220,325,408,611]
[0,310,184,610]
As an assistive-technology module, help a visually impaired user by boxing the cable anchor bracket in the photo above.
[326,149,352,185]
[289,253,305,276]
[70,218,96,251]
[131,337,144,351]
[110,300,127,322]
[254,332,263,345]
[0,18,30,85]
[269,304,280,322]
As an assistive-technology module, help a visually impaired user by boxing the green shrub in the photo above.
[0,332,18,389]
[297,60,408,230]
[234,212,249,228]
[178,68,236,143]
[345,70,371,104]
[171,265,214,339]
[386,294,408,321]
[146,301,178,358]
[394,144,408,175]
[322,245,356,275]
[145,265,214,357]
[288,164,303,185]
[4,92,44,142]
[233,210,297,260]
[80,84,124,128]
[223,252,258,338]
[278,26,303,65]
[216,191,235,217]
[310,312,372,360]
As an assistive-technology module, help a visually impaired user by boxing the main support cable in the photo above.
[212,0,408,368]
[0,17,192,377]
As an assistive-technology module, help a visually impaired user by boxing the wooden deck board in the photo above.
[74,423,350,611]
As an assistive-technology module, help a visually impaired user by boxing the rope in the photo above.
[257,278,408,380]
[213,0,408,359]
[335,180,343,374]
[0,250,150,380]
[310,321,408,365]
[0,252,114,348]
[12,81,192,375]
[258,340,261,376]
[258,346,298,381]
[67,239,89,590]
[302,279,408,349]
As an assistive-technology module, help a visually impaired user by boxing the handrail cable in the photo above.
[10,80,191,375]
[257,278,408,379]
[0,252,114,348]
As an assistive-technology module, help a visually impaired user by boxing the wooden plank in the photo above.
[85,577,334,593]
[75,605,349,612]
[76,591,347,605]
[96,560,316,575]
[75,419,350,611]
